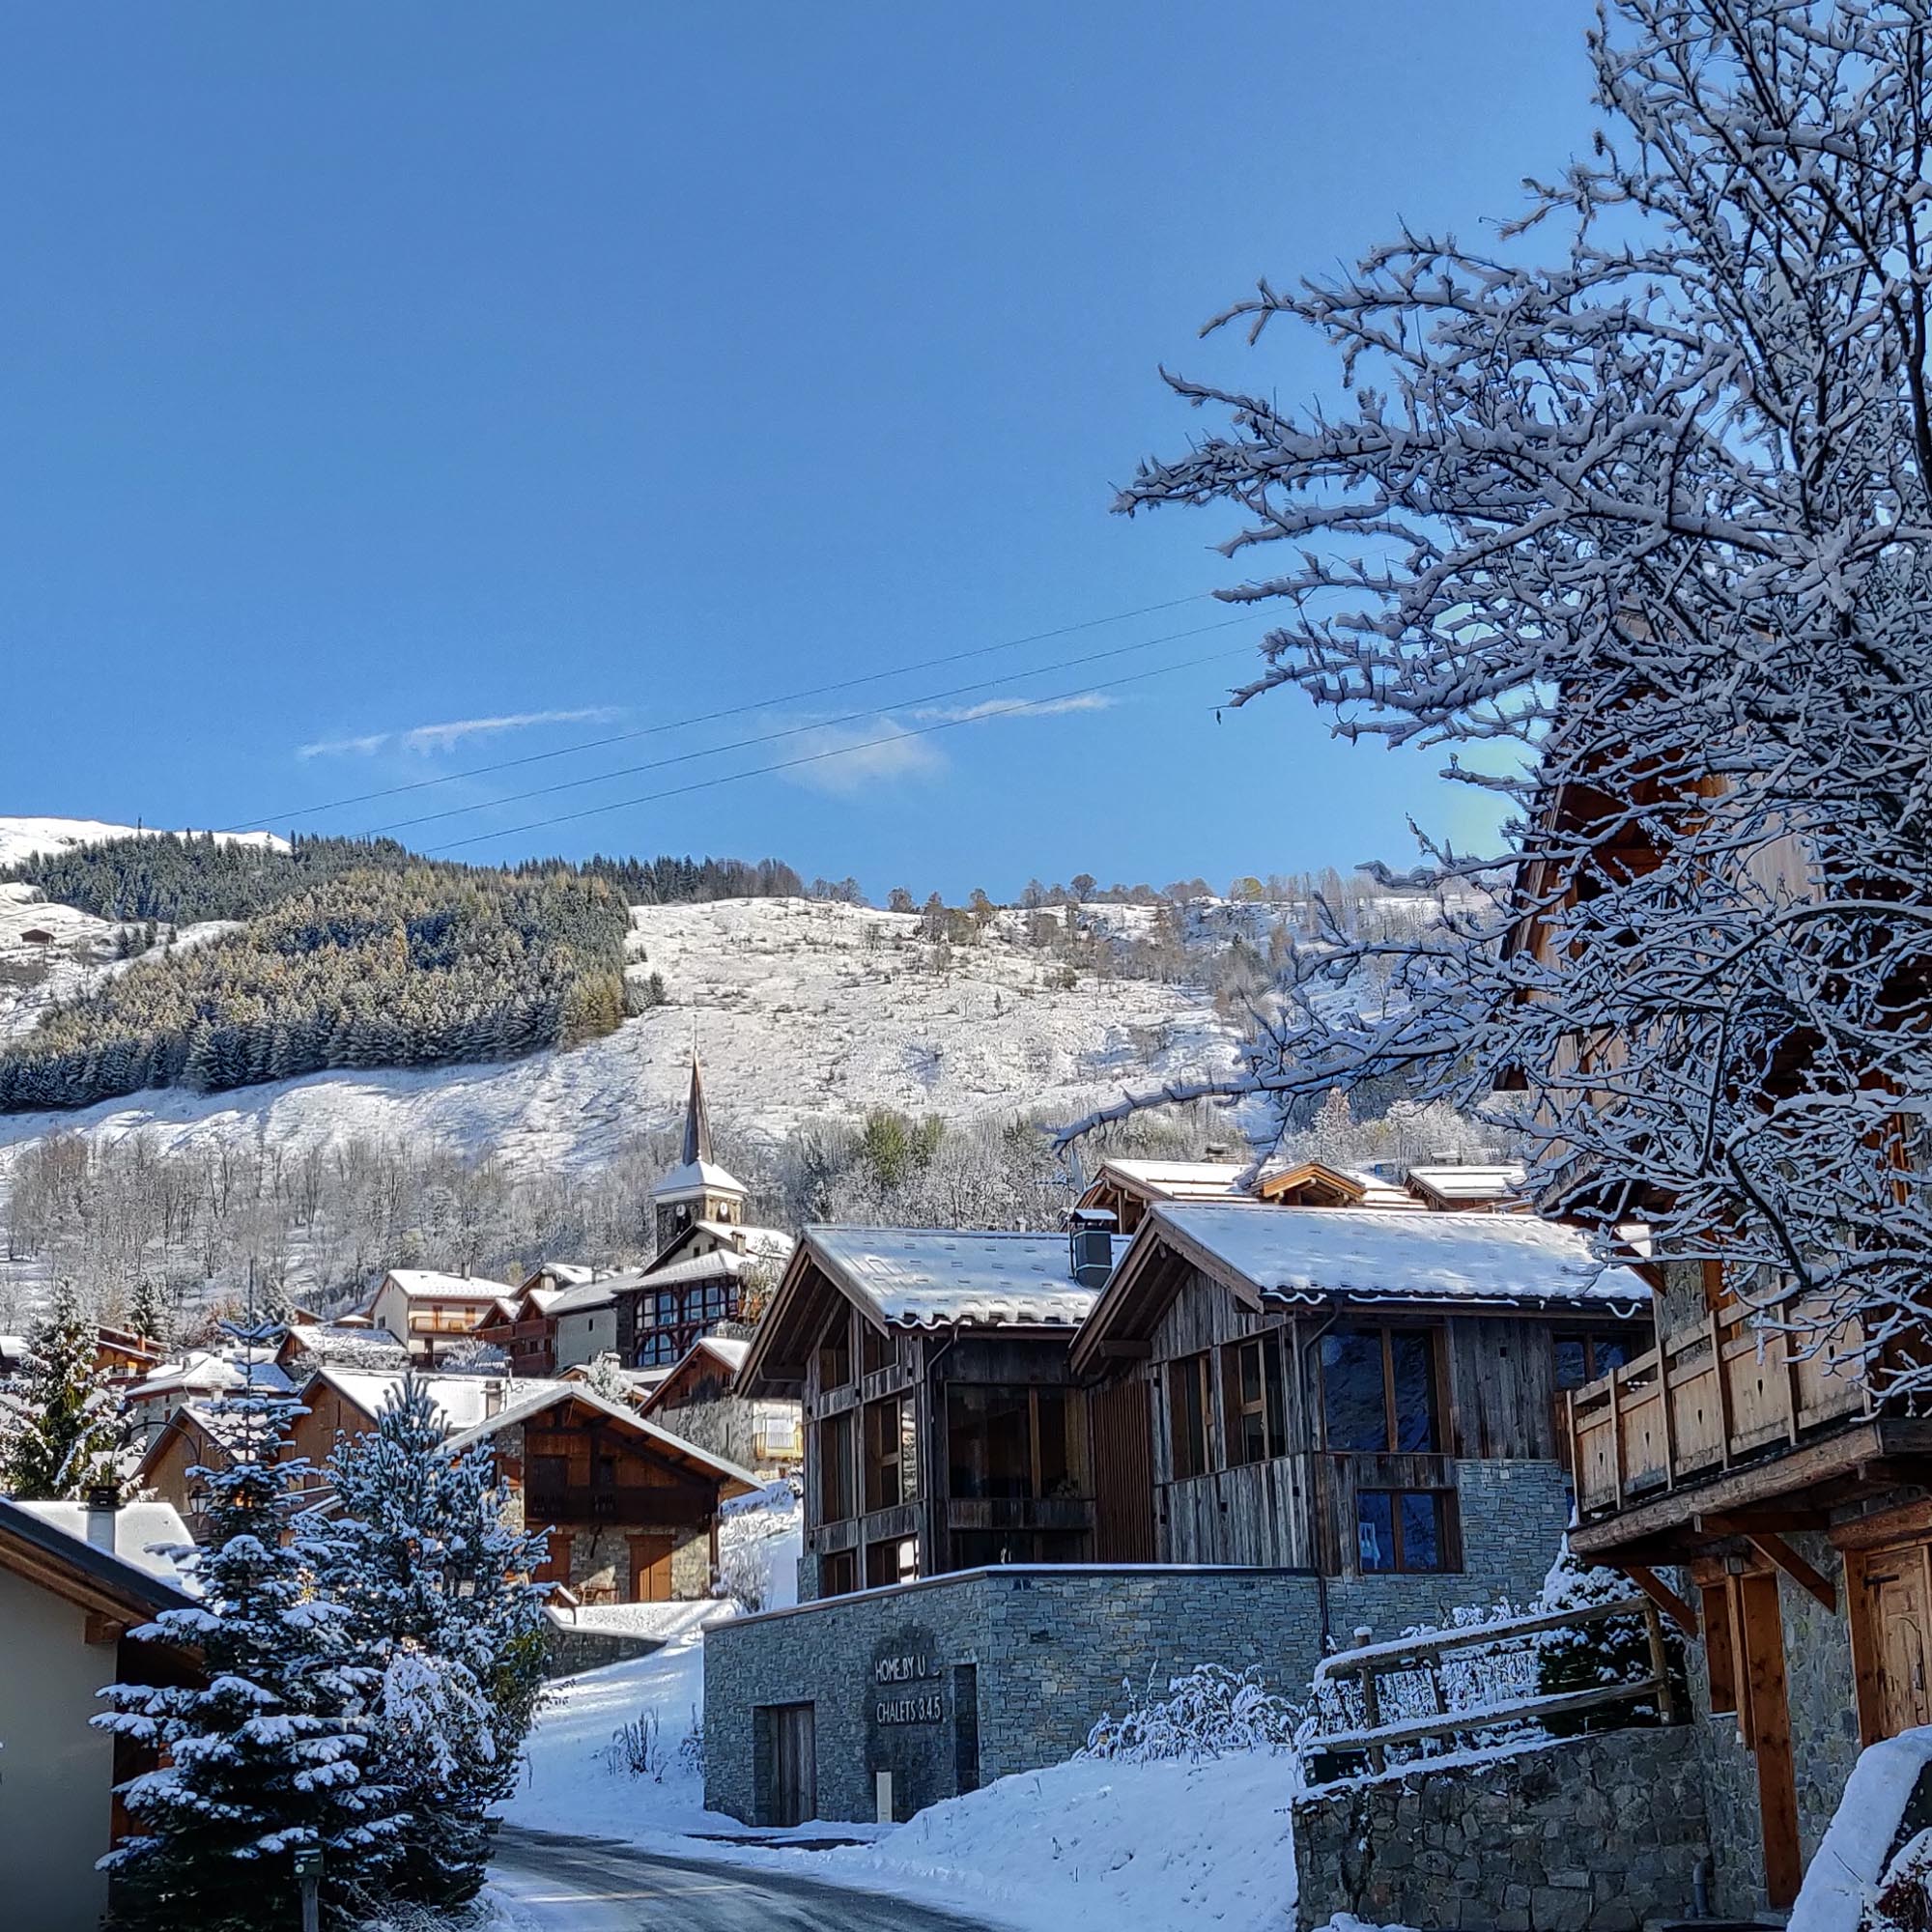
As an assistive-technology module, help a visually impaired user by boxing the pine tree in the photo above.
[320,1378,550,1906]
[128,1275,170,1350]
[3,1283,123,1500]
[95,1350,400,1929]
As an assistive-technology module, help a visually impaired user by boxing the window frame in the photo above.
[1220,1332,1287,1465]
[1168,1350,1213,1481]
[1354,1487,1457,1575]
[1320,1324,1442,1455]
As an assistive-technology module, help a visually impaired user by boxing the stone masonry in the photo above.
[1293,1726,1713,1932]
[703,1565,1323,1826]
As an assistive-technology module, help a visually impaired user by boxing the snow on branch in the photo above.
[1070,0,1932,1387]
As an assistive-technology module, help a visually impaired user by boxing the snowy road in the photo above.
[490,1827,1005,1931]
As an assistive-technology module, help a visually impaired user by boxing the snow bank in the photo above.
[810,1751,1297,1931]
[1790,1726,1932,1932]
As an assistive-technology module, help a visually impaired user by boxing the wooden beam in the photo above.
[1094,1339,1153,1360]
[1624,1565,1699,1635]
[1694,1508,1830,1536]
[1747,1532,1837,1613]
[84,1611,125,1647]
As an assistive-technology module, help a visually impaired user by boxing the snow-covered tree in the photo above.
[2,1281,123,1500]
[582,1350,631,1405]
[321,1378,550,1905]
[95,1343,399,1929]
[1066,0,1932,1384]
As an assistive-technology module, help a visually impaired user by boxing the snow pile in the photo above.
[812,1752,1297,1931]
[1790,1727,1932,1932]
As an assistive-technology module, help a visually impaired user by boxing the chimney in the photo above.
[85,1486,120,1555]
[484,1380,504,1419]
[1068,1207,1118,1289]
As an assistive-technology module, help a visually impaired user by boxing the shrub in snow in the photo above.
[95,1346,400,1930]
[717,1532,775,1613]
[1870,1830,1932,1932]
[1083,1663,1299,1764]
[1536,1545,1686,1735]
[603,1708,665,1779]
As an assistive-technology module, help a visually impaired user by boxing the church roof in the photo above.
[654,1157,746,1201]
[683,1055,713,1166]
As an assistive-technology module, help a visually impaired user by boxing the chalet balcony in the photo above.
[1568,1290,1932,1554]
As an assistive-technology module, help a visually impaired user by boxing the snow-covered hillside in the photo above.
[0,893,1249,1175]
[0,814,285,869]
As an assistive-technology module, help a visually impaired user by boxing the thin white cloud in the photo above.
[298,707,621,760]
[776,717,949,796]
[910,692,1119,724]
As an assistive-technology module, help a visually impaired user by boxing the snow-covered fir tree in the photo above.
[320,1377,550,1905]
[95,1334,401,1929]
[1065,0,1932,1380]
[2,1280,123,1500]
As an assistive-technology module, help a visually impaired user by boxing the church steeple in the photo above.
[683,1053,714,1167]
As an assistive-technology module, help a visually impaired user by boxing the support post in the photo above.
[1642,1599,1677,1725]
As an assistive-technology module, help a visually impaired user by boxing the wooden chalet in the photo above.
[1070,1203,1650,1602]
[739,1224,1122,1598]
[130,1404,246,1540]
[444,1383,757,1605]
[363,1267,515,1363]
[1567,1257,1932,1910]
[639,1333,802,1476]
[1074,1153,1494,1235]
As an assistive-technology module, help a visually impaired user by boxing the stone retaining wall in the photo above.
[1293,1726,1712,1932]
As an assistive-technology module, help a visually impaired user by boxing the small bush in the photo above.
[1083,1662,1299,1764]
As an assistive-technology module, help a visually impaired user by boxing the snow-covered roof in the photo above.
[281,1323,413,1372]
[637,1248,764,1289]
[694,1335,751,1372]
[379,1269,514,1303]
[1154,1205,1651,1309]
[441,1382,758,1492]
[13,1500,195,1586]
[804,1227,1129,1329]
[1094,1158,1248,1203]
[126,1349,294,1404]
[1404,1163,1528,1206]
[522,1262,598,1290]
[309,1369,568,1435]
[696,1221,794,1258]
[653,1157,746,1201]
[548,1270,651,1317]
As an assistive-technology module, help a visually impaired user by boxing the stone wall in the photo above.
[540,1618,664,1678]
[1293,1726,1712,1932]
[1327,1460,1571,1638]
[1676,1539,1863,1919]
[563,1520,711,1604]
[703,1565,1324,1827]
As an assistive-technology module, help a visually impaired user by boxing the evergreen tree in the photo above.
[2,1282,123,1499]
[320,1378,550,1906]
[95,1350,400,1929]
[127,1274,171,1350]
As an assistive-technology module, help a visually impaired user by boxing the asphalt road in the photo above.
[491,1826,1004,1932]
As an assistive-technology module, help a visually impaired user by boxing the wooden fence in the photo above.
[1302,1595,1674,1776]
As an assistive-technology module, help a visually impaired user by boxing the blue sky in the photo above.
[2,2,1594,900]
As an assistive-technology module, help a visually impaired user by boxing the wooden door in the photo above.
[1091,1376,1155,1562]
[1865,1548,1932,1738]
[1740,1575,1803,1909]
[628,1533,675,1604]
[770,1703,816,1828]
[534,1529,573,1590]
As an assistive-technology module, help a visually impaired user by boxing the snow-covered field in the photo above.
[0,813,286,870]
[0,892,1251,1174]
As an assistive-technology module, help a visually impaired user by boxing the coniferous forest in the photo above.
[0,834,807,1113]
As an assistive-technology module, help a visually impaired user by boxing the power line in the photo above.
[219,590,1218,835]
[364,613,1252,838]
[424,642,1257,855]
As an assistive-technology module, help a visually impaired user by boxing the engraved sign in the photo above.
[872,1649,944,1725]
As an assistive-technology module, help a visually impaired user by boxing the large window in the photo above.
[864,1396,919,1512]
[1355,1490,1452,1573]
[817,1412,855,1522]
[1221,1335,1287,1465]
[1168,1352,1212,1480]
[1321,1328,1440,1453]
[947,1386,1079,1501]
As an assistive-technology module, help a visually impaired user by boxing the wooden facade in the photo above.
[1096,1250,1642,1577]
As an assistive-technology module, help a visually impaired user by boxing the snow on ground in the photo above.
[0,895,1250,1175]
[507,1477,1293,1932]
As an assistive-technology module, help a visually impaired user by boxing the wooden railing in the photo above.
[1569,1293,1870,1519]
[1303,1595,1674,1776]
